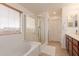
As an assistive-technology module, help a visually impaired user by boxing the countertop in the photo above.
[66,33,79,41]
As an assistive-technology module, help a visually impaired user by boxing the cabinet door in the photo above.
[73,49,78,56]
[69,40,73,56]
[66,35,69,52]
[73,39,79,56]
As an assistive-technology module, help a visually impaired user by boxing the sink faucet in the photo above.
[76,30,78,35]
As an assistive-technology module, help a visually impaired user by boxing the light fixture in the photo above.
[53,11,56,15]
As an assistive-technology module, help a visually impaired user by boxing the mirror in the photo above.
[67,14,78,28]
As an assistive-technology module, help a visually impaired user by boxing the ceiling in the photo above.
[19,3,71,15]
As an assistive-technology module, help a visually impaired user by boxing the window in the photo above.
[0,4,22,35]
[26,16,35,32]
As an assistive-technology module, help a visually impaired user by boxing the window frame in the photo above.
[0,3,23,35]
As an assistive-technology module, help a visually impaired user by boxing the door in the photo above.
[48,19,61,42]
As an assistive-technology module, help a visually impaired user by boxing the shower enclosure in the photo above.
[36,16,45,44]
[24,15,45,44]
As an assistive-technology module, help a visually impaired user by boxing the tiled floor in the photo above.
[40,45,56,56]
[48,41,68,56]
[40,41,68,56]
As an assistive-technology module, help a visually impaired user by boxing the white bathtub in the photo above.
[0,39,41,56]
[24,41,41,56]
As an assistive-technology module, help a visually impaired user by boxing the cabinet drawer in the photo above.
[66,35,68,39]
[73,49,78,56]
[68,37,73,42]
[73,39,78,46]
[73,45,78,54]
[66,35,69,39]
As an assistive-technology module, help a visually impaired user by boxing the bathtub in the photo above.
[24,41,41,56]
[0,39,41,56]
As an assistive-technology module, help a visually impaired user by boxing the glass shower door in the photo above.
[36,16,45,44]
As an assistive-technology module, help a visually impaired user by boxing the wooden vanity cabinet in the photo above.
[72,39,79,56]
[66,35,73,56]
[69,38,73,56]
[66,34,79,56]
[66,35,69,52]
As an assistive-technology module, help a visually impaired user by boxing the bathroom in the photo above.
[0,3,79,56]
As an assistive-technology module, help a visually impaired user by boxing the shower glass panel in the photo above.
[36,16,45,44]
[25,15,37,41]
[24,15,45,44]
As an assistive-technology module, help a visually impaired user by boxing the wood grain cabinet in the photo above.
[66,34,79,56]
[72,39,79,56]
[66,35,69,52]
